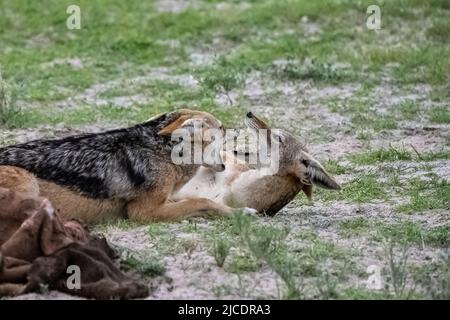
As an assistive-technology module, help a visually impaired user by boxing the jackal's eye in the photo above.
[301,159,309,167]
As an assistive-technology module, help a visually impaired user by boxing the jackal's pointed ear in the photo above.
[158,110,199,135]
[303,157,341,190]
[245,112,271,130]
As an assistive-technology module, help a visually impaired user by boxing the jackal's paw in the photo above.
[242,207,259,216]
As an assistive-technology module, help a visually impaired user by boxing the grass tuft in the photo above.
[419,250,450,299]
[198,58,243,104]
[384,244,415,299]
[213,237,231,267]
[429,107,450,124]
[0,72,24,129]
[339,217,371,237]
[350,146,413,165]
[316,174,387,203]
[120,250,166,277]
[230,213,303,299]
[427,20,450,43]
[397,177,449,213]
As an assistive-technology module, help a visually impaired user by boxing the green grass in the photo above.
[324,159,347,175]
[0,73,25,129]
[418,150,450,162]
[316,174,387,203]
[352,114,397,131]
[427,20,450,43]
[350,146,413,165]
[292,228,319,241]
[398,100,421,121]
[0,0,449,130]
[212,237,231,267]
[339,217,371,237]
[425,227,450,247]
[221,213,304,298]
[203,213,353,298]
[397,177,450,213]
[383,245,415,299]
[227,254,261,273]
[429,107,450,124]
[329,97,402,132]
[356,130,373,141]
[340,218,450,247]
[371,117,398,131]
[350,146,450,165]
[339,215,450,248]
[198,57,244,101]
[377,222,424,245]
[419,250,450,299]
[120,250,166,277]
[298,237,350,278]
[0,0,352,106]
[147,223,180,255]
[367,46,450,85]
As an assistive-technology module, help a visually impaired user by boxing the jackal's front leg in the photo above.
[126,197,234,222]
